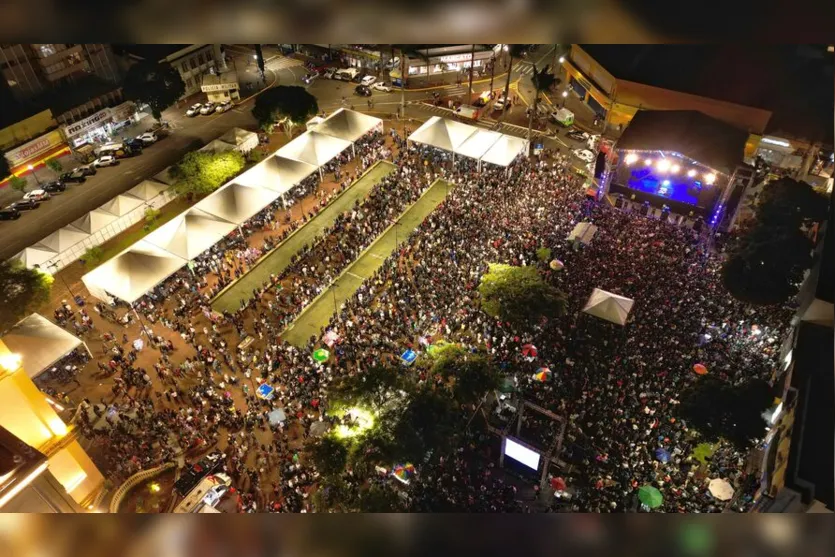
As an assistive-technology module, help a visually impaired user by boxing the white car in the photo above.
[23,189,50,202]
[572,149,595,163]
[185,103,202,117]
[371,82,391,92]
[93,155,119,167]
[214,101,232,113]
[199,103,216,115]
[322,68,337,79]
[360,75,377,87]
[388,56,400,69]
[136,132,157,145]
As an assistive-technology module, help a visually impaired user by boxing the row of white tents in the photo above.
[82,109,384,305]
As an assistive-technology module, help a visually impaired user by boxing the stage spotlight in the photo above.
[624,153,638,165]
[671,164,680,174]
[705,173,716,185]
[687,169,697,177]
[662,180,671,186]
[656,159,671,172]
[644,159,653,166]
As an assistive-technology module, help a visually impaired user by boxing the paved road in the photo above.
[283,178,451,347]
[211,160,395,313]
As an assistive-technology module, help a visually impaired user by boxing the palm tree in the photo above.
[527,64,559,155]
[499,44,528,123]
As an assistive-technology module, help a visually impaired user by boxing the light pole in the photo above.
[132,307,156,348]
[49,263,76,301]
[559,90,568,109]
[27,164,41,186]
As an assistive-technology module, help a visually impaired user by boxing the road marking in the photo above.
[346,272,364,280]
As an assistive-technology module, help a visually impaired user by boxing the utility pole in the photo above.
[467,43,476,104]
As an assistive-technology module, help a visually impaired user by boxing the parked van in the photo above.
[335,68,359,81]
[95,142,134,158]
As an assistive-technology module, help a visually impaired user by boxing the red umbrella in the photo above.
[522,344,538,359]
[693,363,708,375]
[551,477,567,491]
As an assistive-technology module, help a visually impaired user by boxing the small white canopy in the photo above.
[235,154,318,195]
[37,227,90,253]
[276,130,352,167]
[708,478,735,501]
[408,116,477,152]
[100,194,144,217]
[582,288,635,326]
[70,209,119,234]
[126,180,169,201]
[82,240,187,304]
[454,129,502,160]
[315,108,383,143]
[481,134,528,167]
[220,128,259,152]
[0,313,85,379]
[194,182,280,225]
[14,246,58,268]
[144,207,237,260]
[567,222,599,245]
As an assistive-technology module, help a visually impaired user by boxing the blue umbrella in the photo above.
[655,448,671,463]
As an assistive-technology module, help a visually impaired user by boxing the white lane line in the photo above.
[346,272,364,280]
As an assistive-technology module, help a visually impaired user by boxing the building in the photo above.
[401,45,500,78]
[118,44,224,98]
[201,69,240,103]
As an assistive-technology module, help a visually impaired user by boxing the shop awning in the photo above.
[315,108,383,143]
[0,313,86,380]
[582,288,634,326]
[235,155,318,195]
[144,207,237,260]
[276,130,352,167]
[193,182,280,225]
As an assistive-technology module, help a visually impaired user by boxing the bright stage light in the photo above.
[662,180,671,186]
[624,153,638,165]
[644,159,653,166]
[705,173,716,185]
[656,159,671,172]
[333,407,375,439]
[687,169,697,178]
[671,164,680,174]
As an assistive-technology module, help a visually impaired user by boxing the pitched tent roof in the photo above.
[81,240,187,304]
[144,207,237,260]
[36,227,90,253]
[481,134,528,167]
[193,182,281,225]
[567,222,599,244]
[70,209,119,234]
[235,155,318,195]
[276,130,352,167]
[126,180,169,201]
[582,288,635,326]
[220,128,259,151]
[408,116,478,152]
[0,313,84,379]
[454,129,502,160]
[615,110,749,175]
[99,194,145,216]
[200,138,237,154]
[14,246,58,269]
[315,108,383,143]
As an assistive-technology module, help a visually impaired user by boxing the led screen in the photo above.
[504,438,541,470]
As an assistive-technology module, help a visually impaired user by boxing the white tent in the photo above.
[235,155,318,195]
[220,128,259,152]
[126,180,169,201]
[315,108,383,143]
[100,194,145,217]
[194,182,280,225]
[144,207,237,260]
[37,227,90,253]
[14,245,58,268]
[70,209,119,234]
[200,138,237,154]
[276,130,352,167]
[481,134,528,167]
[581,288,635,326]
[408,116,477,152]
[81,240,187,304]
[0,313,87,380]
[567,222,599,245]
[454,129,502,160]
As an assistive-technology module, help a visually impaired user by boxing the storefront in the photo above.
[62,108,114,148]
[107,101,138,134]
[201,71,240,103]
[405,47,498,78]
[755,136,802,169]
[5,130,69,174]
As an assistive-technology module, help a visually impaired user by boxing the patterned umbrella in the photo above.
[533,368,552,382]
[312,348,330,363]
[638,485,663,509]
[549,259,565,271]
[392,463,415,484]
[521,344,538,359]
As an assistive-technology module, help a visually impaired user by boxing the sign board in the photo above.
[438,53,476,64]
[110,101,136,122]
[5,130,66,167]
[201,82,238,93]
[63,108,113,139]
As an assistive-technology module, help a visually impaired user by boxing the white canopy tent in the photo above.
[567,222,599,245]
[220,128,259,152]
[144,207,237,260]
[315,108,383,143]
[455,129,502,162]
[14,245,59,268]
[235,154,318,195]
[37,227,90,253]
[70,209,119,234]
[0,313,88,380]
[581,288,635,326]
[194,182,281,225]
[276,130,352,171]
[100,194,145,217]
[408,116,477,155]
[481,134,528,167]
[126,180,169,201]
[82,240,187,304]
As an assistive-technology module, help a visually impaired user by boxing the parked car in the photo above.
[23,189,50,202]
[572,148,595,163]
[302,72,318,85]
[214,101,232,113]
[8,199,41,211]
[74,164,96,176]
[199,103,216,115]
[124,138,144,152]
[360,75,377,87]
[387,56,400,69]
[0,207,21,220]
[322,68,337,79]
[565,129,590,142]
[136,132,157,144]
[60,170,87,183]
[371,82,392,92]
[42,181,66,194]
[186,103,202,117]
[354,84,372,97]
[93,155,119,168]
[493,93,510,112]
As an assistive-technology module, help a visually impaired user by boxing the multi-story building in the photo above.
[117,44,223,98]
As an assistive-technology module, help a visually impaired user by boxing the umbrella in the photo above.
[310,421,330,437]
[323,330,339,347]
[267,408,286,425]
[426,339,451,358]
[392,463,416,484]
[655,448,671,463]
[550,477,567,491]
[521,344,538,359]
[400,349,417,365]
[533,368,552,382]
[498,375,516,393]
[312,348,330,363]
[638,485,663,509]
[693,363,708,375]
[708,478,734,501]
[549,259,565,271]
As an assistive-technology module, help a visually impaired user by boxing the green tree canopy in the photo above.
[0,261,53,333]
[357,484,403,512]
[478,263,567,324]
[122,60,186,121]
[0,149,11,180]
[432,346,500,404]
[9,175,27,192]
[389,387,460,463]
[252,86,319,133]
[309,436,349,477]
[755,177,829,227]
[168,150,245,196]
[329,365,410,411]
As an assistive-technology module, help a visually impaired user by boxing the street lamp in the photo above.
[560,90,568,108]
[27,164,40,185]
[558,56,565,64]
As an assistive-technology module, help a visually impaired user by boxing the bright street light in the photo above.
[561,91,568,97]
[253,54,257,59]
[559,56,565,64]
[503,45,509,52]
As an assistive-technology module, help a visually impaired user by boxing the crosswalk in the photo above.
[265,56,303,71]
[516,62,535,76]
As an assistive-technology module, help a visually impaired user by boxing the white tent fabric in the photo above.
[581,288,635,326]
[315,108,383,143]
[276,130,352,167]
[481,134,528,167]
[126,180,169,201]
[408,116,477,152]
[37,227,90,253]
[0,314,85,380]
[235,155,318,195]
[567,222,599,245]
[200,138,237,154]
[194,183,280,225]
[100,195,145,216]
[82,240,187,304]
[220,128,259,152]
[454,129,502,160]
[70,209,119,234]
[14,245,58,268]
[144,207,236,260]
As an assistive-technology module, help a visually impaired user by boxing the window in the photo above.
[39,44,56,57]
[190,58,198,70]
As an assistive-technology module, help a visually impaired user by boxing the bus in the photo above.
[173,473,232,513]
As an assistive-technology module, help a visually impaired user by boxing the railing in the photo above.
[108,461,177,513]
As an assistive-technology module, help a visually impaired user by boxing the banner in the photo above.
[5,130,66,167]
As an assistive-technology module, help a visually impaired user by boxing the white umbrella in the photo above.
[708,478,734,501]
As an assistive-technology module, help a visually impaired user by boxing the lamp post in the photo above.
[132,307,156,348]
[559,90,568,109]
[49,263,76,302]
[27,164,41,186]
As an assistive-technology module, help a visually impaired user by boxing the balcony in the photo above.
[34,44,83,68]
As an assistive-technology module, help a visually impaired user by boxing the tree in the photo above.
[499,45,529,123]
[309,436,349,477]
[9,175,27,192]
[389,387,460,463]
[329,365,410,411]
[81,246,104,267]
[535,246,552,262]
[252,85,318,135]
[432,346,500,405]
[0,260,53,333]
[45,158,63,174]
[678,376,774,450]
[478,263,567,324]
[754,177,828,227]
[527,64,559,155]
[168,150,245,197]
[121,60,186,122]
[254,44,265,82]
[357,484,402,512]
[0,149,11,180]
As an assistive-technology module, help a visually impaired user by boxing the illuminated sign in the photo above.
[63,109,112,138]
[761,137,791,148]
[5,131,66,167]
[201,82,238,93]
